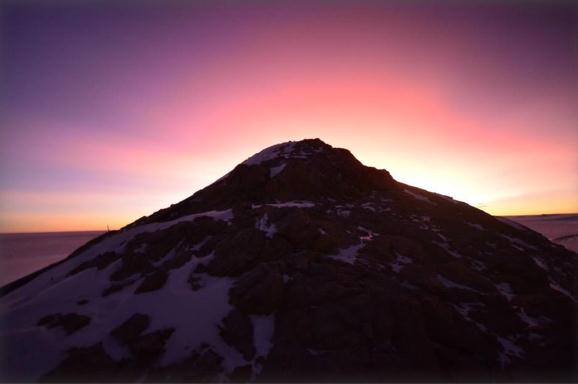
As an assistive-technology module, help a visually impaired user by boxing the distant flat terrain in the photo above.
[0,231,104,286]
[504,214,578,253]
[0,215,575,287]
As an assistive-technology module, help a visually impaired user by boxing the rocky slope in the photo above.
[1,139,576,382]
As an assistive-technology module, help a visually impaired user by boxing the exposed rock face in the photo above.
[0,139,576,382]
[39,343,120,383]
[219,310,256,360]
[37,313,91,335]
[132,139,396,225]
[230,264,285,315]
[110,313,151,345]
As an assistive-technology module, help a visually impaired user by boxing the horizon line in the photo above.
[1,212,576,235]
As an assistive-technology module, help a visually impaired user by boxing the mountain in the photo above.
[1,138,576,382]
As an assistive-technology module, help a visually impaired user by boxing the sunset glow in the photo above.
[1,0,576,232]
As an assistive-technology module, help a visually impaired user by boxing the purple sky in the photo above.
[1,0,576,231]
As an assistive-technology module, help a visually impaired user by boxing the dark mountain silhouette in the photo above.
[1,139,576,382]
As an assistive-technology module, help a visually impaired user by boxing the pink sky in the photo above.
[1,1,576,232]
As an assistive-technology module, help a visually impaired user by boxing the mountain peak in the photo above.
[141,139,395,224]
[242,138,329,166]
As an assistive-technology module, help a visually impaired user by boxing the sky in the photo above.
[1,0,576,232]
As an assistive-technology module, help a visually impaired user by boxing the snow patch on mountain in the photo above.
[243,140,325,166]
[243,142,296,166]
[548,281,576,302]
[497,336,524,367]
[328,244,362,265]
[452,302,487,332]
[501,234,538,251]
[336,208,351,217]
[391,252,412,273]
[358,226,378,241]
[251,315,274,359]
[256,214,277,239]
[404,189,432,203]
[496,282,515,301]
[467,222,484,231]
[158,268,237,368]
[531,256,548,271]
[434,241,462,259]
[437,275,478,292]
[269,163,286,178]
[250,315,275,377]
[517,308,550,328]
[252,201,315,209]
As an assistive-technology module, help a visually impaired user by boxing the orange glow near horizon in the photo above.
[1,1,576,232]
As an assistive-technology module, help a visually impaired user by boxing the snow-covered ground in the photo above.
[503,214,577,253]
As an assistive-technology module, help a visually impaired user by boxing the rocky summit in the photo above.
[1,138,576,382]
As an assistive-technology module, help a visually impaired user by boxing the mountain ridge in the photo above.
[131,138,396,227]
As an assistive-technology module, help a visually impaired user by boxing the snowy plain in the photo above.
[503,214,577,253]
